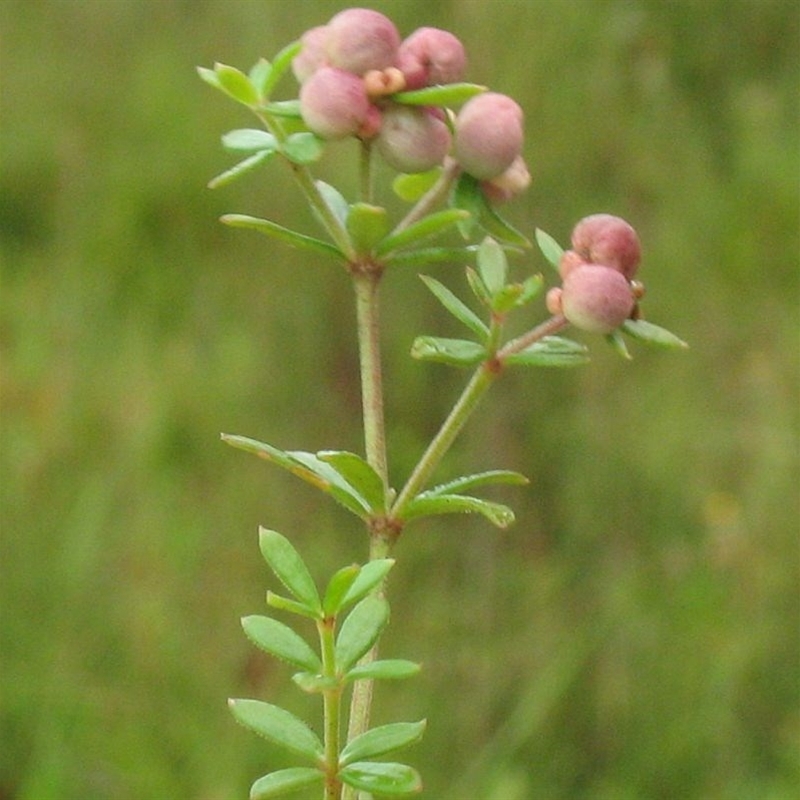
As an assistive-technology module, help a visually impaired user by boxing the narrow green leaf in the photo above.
[315,181,350,227]
[318,451,386,513]
[605,329,633,360]
[267,591,320,619]
[392,169,442,203]
[346,203,391,256]
[341,559,395,609]
[375,209,470,257]
[345,659,421,683]
[384,245,479,268]
[222,128,278,153]
[322,564,361,617]
[335,596,389,673]
[292,672,340,694]
[262,40,302,98]
[281,132,324,164]
[504,336,590,367]
[410,336,486,367]
[419,275,489,340]
[241,615,321,672]
[477,197,530,247]
[535,228,564,270]
[621,318,689,349]
[250,767,323,800]
[426,470,529,496]
[451,173,530,246]
[264,99,303,118]
[400,494,516,529]
[394,82,486,107]
[465,265,492,307]
[339,762,422,796]
[219,215,342,259]
[340,721,426,767]
[289,450,373,518]
[207,151,274,189]
[476,237,507,295]
[229,699,323,761]
[514,273,545,307]
[214,62,259,106]
[248,58,273,99]
[259,528,321,612]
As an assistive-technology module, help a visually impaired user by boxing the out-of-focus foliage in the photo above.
[1,1,797,798]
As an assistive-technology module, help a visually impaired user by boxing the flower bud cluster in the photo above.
[293,7,528,194]
[546,215,643,334]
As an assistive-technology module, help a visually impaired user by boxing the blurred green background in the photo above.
[2,0,798,798]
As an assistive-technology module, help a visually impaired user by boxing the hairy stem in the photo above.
[319,616,342,800]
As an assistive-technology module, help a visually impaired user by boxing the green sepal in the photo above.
[419,275,489,340]
[504,336,590,367]
[384,245,480,268]
[322,564,361,617]
[375,209,470,257]
[259,528,321,612]
[621,318,689,349]
[219,215,342,259]
[426,470,529,496]
[261,40,302,100]
[410,336,486,367]
[346,203,391,256]
[392,169,442,203]
[605,329,633,360]
[393,82,486,107]
[263,99,303,118]
[451,173,530,247]
[340,721,426,767]
[400,493,516,529]
[228,699,323,762]
[222,128,278,153]
[338,761,423,796]
[281,132,324,164]
[340,559,395,609]
[345,659,421,683]
[476,237,507,296]
[211,62,259,106]
[335,596,389,673]
[292,672,340,694]
[207,151,274,189]
[241,615,321,672]
[267,591,320,620]
[250,767,323,800]
[535,227,564,270]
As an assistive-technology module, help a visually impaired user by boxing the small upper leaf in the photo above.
[259,528,321,613]
[375,209,470,257]
[621,318,689,349]
[419,275,489,340]
[476,237,508,296]
[213,62,259,106]
[345,658,421,683]
[340,721,426,767]
[535,228,565,270]
[503,336,590,368]
[219,215,342,259]
[242,615,321,672]
[392,169,442,203]
[399,493,516,529]
[393,82,486,107]
[262,40,302,99]
[222,128,278,153]
[281,132,324,164]
[335,596,390,673]
[340,559,395,609]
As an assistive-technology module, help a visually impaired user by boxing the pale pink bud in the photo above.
[397,27,466,90]
[561,264,635,334]
[480,155,531,203]
[454,93,524,180]
[292,26,329,83]
[546,287,563,316]
[557,249,587,279]
[570,214,641,279]
[325,8,400,75]
[376,105,451,173]
[299,66,370,139]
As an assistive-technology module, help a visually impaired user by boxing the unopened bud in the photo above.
[561,264,635,334]
[557,249,587,280]
[397,27,466,90]
[376,105,451,173]
[325,8,400,75]
[292,26,329,83]
[481,156,531,203]
[300,66,371,139]
[571,214,641,279]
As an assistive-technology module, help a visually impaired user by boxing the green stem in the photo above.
[319,616,342,800]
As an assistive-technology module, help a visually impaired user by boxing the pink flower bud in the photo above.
[557,249,587,280]
[397,27,466,90]
[325,8,400,75]
[292,26,329,84]
[570,214,641,279]
[454,93,524,180]
[480,156,531,204]
[561,264,635,334]
[299,66,371,140]
[546,287,563,316]
[376,105,451,173]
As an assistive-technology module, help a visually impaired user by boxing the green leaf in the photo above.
[241,615,321,672]
[318,451,387,513]
[340,721,426,767]
[385,245,480,268]
[262,40,302,98]
[605,329,633,360]
[346,204,391,256]
[476,236,507,295]
[335,596,389,673]
[535,227,565,270]
[207,151,275,189]
[345,659,421,683]
[264,99,303,118]
[514,273,545,307]
[315,181,350,228]
[322,564,361,617]
[341,559,395,609]
[451,173,530,247]
[426,470,529,496]
[213,62,259,106]
[465,265,492,307]
[394,82,486,107]
[476,197,530,247]
[375,209,470,257]
[197,65,222,91]
[419,275,489,340]
[339,762,422,796]
[281,132,324,164]
[400,493,516,529]
[250,767,323,800]
[219,215,342,259]
[292,672,340,694]
[288,450,373,518]
[229,699,323,761]
[621,318,689,349]
[392,169,442,203]
[248,58,273,100]
[504,336,590,367]
[267,592,320,620]
[222,128,278,153]
[259,528,321,612]
[410,336,486,367]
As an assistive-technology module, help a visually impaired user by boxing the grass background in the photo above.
[1,0,798,798]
